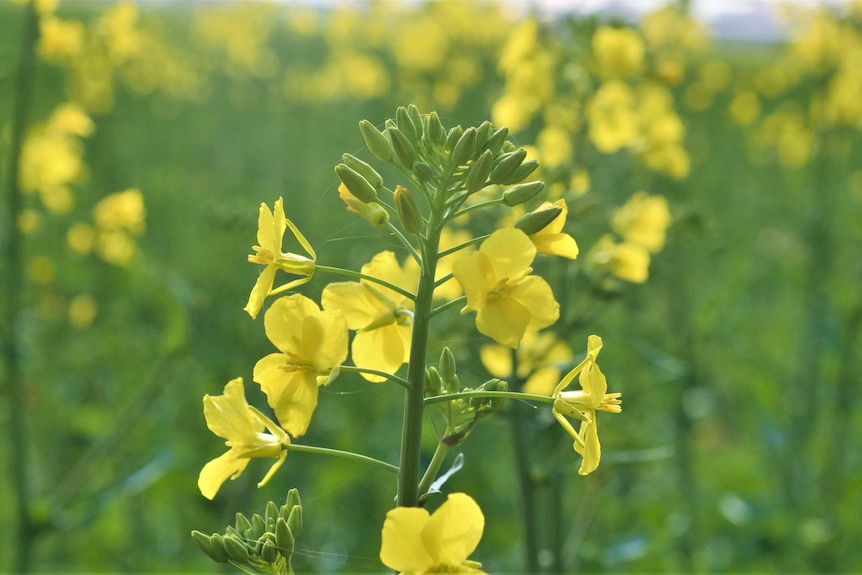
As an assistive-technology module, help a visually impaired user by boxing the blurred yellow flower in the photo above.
[67,222,95,254]
[552,335,621,475]
[729,90,760,125]
[612,192,671,253]
[453,228,559,348]
[198,377,290,500]
[480,330,573,396]
[68,294,97,328]
[587,80,638,154]
[592,26,644,79]
[93,188,145,233]
[380,492,486,575]
[527,199,579,259]
[37,17,84,61]
[536,124,573,168]
[253,294,348,437]
[588,234,651,284]
[322,251,417,382]
[245,197,316,319]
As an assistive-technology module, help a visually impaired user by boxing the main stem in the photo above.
[396,219,442,507]
[3,3,38,573]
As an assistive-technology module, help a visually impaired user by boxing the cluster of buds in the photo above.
[192,489,303,575]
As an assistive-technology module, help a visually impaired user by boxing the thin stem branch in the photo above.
[438,234,490,258]
[288,444,398,474]
[425,390,555,406]
[315,264,415,301]
[337,365,409,389]
[416,440,450,497]
[429,296,465,319]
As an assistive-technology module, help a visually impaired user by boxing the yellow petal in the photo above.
[532,233,579,259]
[244,264,276,319]
[481,228,536,280]
[477,296,531,348]
[352,325,408,382]
[452,252,494,312]
[576,418,602,475]
[422,493,484,567]
[511,275,559,332]
[198,449,249,500]
[203,378,260,441]
[253,354,319,437]
[380,507,434,573]
[322,281,386,330]
[264,294,322,355]
[479,344,513,379]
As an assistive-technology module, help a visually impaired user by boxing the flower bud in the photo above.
[286,489,302,514]
[395,185,423,233]
[500,159,539,185]
[396,106,417,144]
[338,184,389,226]
[407,104,424,139]
[412,161,436,183]
[452,127,478,166]
[426,367,443,396]
[342,153,383,189]
[482,126,509,155]
[223,534,250,563]
[191,531,228,563]
[336,163,377,203]
[489,149,527,184]
[388,127,416,170]
[427,111,446,145]
[251,514,267,540]
[475,121,493,149]
[439,347,456,383]
[515,205,563,235]
[265,501,279,524]
[359,119,393,163]
[446,126,463,150]
[503,181,545,206]
[465,149,493,194]
[235,513,252,535]
[287,505,303,538]
[276,517,295,558]
[260,534,280,563]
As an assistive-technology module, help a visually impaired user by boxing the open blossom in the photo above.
[322,251,418,382]
[552,335,622,475]
[380,493,486,575]
[244,197,316,319]
[453,228,559,348]
[253,294,348,436]
[198,378,290,500]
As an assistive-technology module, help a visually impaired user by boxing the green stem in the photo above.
[337,365,409,389]
[315,264,415,301]
[428,296,465,319]
[288,444,398,474]
[3,4,39,573]
[451,198,505,220]
[416,439,450,497]
[385,221,422,264]
[396,216,443,507]
[438,234,490,258]
[425,390,555,406]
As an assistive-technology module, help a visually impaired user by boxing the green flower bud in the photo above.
[287,505,303,538]
[359,120,393,163]
[395,185,423,233]
[265,501,279,525]
[446,126,463,150]
[482,126,509,155]
[335,163,377,203]
[452,127,478,166]
[465,149,493,194]
[251,514,267,540]
[223,534,250,563]
[514,205,563,235]
[475,121,493,149]
[412,161,436,183]
[425,367,443,396]
[191,531,228,563]
[489,149,527,185]
[342,153,383,189]
[500,159,539,185]
[396,106,417,144]
[388,127,416,170]
[427,111,446,145]
[503,181,545,206]
[338,183,389,226]
[439,347,456,383]
[276,517,295,558]
[286,488,302,513]
[235,513,252,535]
[407,104,424,139]
[261,538,280,564]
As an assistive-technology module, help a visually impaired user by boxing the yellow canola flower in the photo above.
[528,199,579,259]
[93,188,145,233]
[38,16,84,62]
[253,295,348,437]
[480,330,573,396]
[198,377,290,500]
[322,251,418,382]
[552,335,621,475]
[612,192,671,253]
[587,80,639,154]
[245,197,316,319]
[453,228,559,348]
[588,234,650,284]
[380,492,486,575]
[592,26,645,79]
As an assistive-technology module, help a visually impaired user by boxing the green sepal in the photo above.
[452,127,477,166]
[482,126,509,155]
[439,347,456,383]
[465,149,493,194]
[446,126,463,150]
[359,120,393,162]
[427,111,446,145]
[265,501,279,524]
[514,205,563,235]
[425,367,443,397]
[389,127,416,170]
[191,531,228,563]
[500,159,539,185]
[503,181,545,206]
[286,488,302,514]
[412,161,436,183]
[489,149,527,184]
[336,163,377,203]
[287,505,303,538]
[395,185,423,233]
[223,534,251,563]
[235,513,252,535]
[396,106,417,144]
[407,104,424,139]
[475,121,493,149]
[342,153,383,189]
[261,537,280,564]
[251,514,267,540]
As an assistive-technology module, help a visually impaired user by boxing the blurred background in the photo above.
[1,0,861,572]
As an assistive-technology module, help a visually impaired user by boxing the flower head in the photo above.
[198,378,290,500]
[322,251,418,382]
[453,228,559,348]
[253,294,348,436]
[380,492,486,575]
[552,335,622,475]
[244,197,316,319]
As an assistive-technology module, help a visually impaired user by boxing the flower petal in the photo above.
[422,493,485,567]
[253,354,319,437]
[511,275,559,332]
[322,281,385,330]
[203,378,260,441]
[352,325,407,382]
[476,296,531,348]
[264,294,321,355]
[198,449,249,500]
[244,264,277,319]
[481,228,536,280]
[380,506,434,574]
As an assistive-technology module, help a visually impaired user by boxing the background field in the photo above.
[1,1,861,572]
